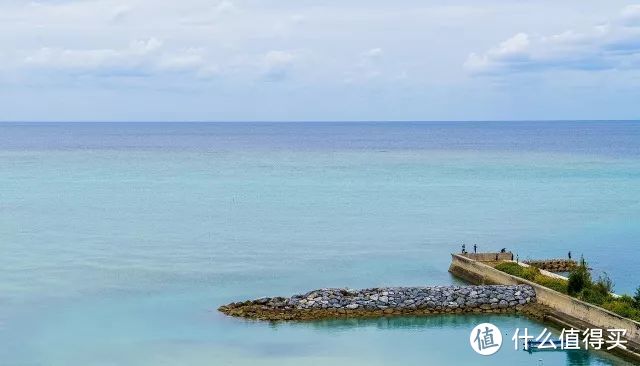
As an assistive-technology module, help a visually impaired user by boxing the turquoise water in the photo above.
[1,122,639,365]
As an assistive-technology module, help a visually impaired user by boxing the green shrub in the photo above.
[567,257,591,296]
[567,270,588,295]
[594,272,614,294]
[578,287,610,305]
[618,294,636,305]
[578,272,615,305]
[634,286,640,309]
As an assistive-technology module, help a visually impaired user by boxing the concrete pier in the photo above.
[449,253,640,361]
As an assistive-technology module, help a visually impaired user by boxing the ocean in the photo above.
[1,121,639,365]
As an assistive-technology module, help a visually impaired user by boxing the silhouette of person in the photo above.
[462,243,466,253]
[568,251,572,259]
[473,244,477,253]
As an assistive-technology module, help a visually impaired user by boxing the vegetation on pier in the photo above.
[494,262,567,293]
[496,258,640,322]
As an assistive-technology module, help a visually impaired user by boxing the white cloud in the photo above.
[156,48,207,73]
[260,50,296,81]
[214,0,236,15]
[24,38,161,71]
[179,0,239,26]
[365,48,383,58]
[465,5,640,75]
[344,47,386,82]
[464,33,530,73]
[109,5,131,24]
[129,38,163,55]
[23,38,220,77]
[621,5,640,26]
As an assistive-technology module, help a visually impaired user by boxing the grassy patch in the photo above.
[534,275,568,294]
[494,262,524,276]
[602,296,640,320]
[495,262,568,294]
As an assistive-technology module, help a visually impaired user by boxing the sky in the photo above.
[0,0,639,121]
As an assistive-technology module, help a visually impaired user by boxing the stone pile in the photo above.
[524,259,577,272]
[218,284,536,321]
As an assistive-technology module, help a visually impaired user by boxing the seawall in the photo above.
[219,285,537,321]
[449,253,640,350]
[462,252,513,262]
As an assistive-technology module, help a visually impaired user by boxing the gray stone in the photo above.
[226,284,536,316]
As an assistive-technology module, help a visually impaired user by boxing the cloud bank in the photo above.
[1,1,639,121]
[465,5,640,75]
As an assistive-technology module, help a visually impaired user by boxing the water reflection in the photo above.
[566,350,593,365]
[304,313,525,331]
[261,314,635,366]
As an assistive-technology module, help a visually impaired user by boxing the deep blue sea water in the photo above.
[1,121,639,365]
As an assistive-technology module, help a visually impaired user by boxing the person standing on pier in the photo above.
[568,251,572,259]
[473,244,477,253]
[461,243,466,254]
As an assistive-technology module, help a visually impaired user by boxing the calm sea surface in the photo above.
[1,122,639,365]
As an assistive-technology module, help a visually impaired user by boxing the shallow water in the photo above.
[1,122,639,365]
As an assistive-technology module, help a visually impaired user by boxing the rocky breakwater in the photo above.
[218,284,537,321]
[524,259,577,273]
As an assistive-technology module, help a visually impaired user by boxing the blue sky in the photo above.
[1,1,639,121]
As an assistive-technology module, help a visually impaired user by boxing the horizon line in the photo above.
[1,119,638,124]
